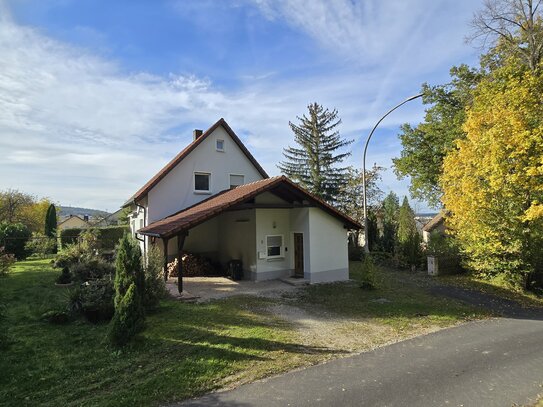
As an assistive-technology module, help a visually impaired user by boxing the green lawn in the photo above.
[0,259,485,406]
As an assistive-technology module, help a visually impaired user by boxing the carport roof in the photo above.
[138,176,361,238]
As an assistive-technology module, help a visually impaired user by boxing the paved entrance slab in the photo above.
[166,277,300,302]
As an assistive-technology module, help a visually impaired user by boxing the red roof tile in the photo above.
[139,176,361,238]
[129,118,268,203]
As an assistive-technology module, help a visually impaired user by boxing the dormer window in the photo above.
[216,139,225,152]
[194,172,211,193]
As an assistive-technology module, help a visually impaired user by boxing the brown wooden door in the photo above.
[293,233,304,278]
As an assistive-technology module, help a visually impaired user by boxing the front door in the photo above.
[293,233,304,278]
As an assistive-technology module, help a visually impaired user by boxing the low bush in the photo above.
[359,254,377,290]
[71,277,115,323]
[41,310,71,325]
[348,245,364,261]
[143,245,167,308]
[0,302,9,348]
[55,267,72,284]
[25,232,57,258]
[59,226,128,251]
[0,222,31,259]
[70,258,114,283]
[0,247,15,277]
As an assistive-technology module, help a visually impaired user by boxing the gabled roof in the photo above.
[422,211,448,232]
[129,118,269,203]
[138,176,361,238]
[57,214,90,227]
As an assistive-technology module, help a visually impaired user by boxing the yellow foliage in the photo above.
[441,62,543,283]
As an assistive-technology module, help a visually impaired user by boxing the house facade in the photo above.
[57,215,90,231]
[125,118,360,287]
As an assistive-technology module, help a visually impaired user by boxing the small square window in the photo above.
[266,235,283,258]
[216,139,224,151]
[230,174,244,188]
[194,172,210,192]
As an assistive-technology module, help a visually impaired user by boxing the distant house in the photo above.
[57,214,91,231]
[123,118,360,286]
[92,208,125,227]
[422,212,447,243]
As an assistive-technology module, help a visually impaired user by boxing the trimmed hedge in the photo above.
[59,226,129,251]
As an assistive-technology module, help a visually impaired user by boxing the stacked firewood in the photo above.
[166,252,215,277]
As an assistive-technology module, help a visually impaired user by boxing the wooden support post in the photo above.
[162,237,169,282]
[177,232,187,294]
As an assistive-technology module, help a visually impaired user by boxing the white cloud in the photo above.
[0,1,479,212]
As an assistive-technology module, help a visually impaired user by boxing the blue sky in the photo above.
[0,0,481,212]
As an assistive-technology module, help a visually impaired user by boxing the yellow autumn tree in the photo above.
[441,60,543,288]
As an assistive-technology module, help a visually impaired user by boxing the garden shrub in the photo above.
[25,232,57,258]
[108,283,144,346]
[0,222,31,259]
[143,245,167,308]
[71,277,115,323]
[0,302,9,349]
[55,267,72,284]
[359,254,377,290]
[114,234,144,307]
[41,310,71,325]
[70,258,114,283]
[0,247,15,277]
[109,234,145,346]
[59,226,128,251]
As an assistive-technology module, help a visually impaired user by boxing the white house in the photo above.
[124,118,360,290]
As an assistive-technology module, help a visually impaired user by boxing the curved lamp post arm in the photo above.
[362,93,423,253]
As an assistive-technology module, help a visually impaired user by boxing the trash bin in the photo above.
[228,260,243,281]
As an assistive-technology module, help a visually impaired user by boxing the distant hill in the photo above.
[59,206,110,219]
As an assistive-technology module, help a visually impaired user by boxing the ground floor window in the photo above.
[266,235,283,258]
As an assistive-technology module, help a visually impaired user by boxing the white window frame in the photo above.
[266,234,284,259]
[229,173,245,189]
[194,171,212,194]
[216,138,225,152]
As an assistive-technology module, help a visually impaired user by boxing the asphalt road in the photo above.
[178,315,543,407]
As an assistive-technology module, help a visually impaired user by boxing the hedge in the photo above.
[60,226,130,251]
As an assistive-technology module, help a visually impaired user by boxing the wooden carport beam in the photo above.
[162,237,170,282]
[177,231,188,294]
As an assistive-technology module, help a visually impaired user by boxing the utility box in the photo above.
[428,256,438,276]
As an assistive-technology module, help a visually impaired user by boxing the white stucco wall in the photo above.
[147,126,264,222]
[307,208,349,283]
[255,208,292,280]
[218,210,256,275]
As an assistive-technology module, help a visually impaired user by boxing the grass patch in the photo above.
[438,272,543,309]
[0,260,328,407]
[0,259,487,406]
[291,261,487,332]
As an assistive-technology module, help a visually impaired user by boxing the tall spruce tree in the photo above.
[381,192,400,253]
[44,204,57,237]
[278,103,353,203]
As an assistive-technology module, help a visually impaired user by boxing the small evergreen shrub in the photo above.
[55,267,72,284]
[71,277,115,323]
[143,245,167,308]
[359,255,377,290]
[108,283,144,346]
[0,247,15,277]
[114,234,144,307]
[70,258,114,283]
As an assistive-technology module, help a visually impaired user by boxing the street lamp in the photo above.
[362,93,424,253]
